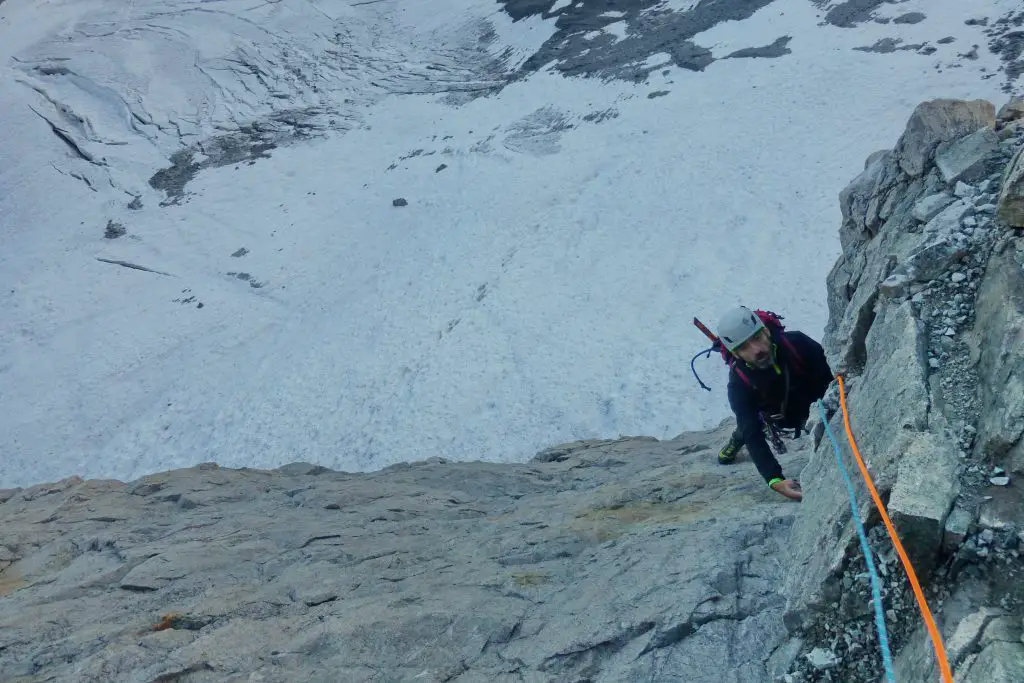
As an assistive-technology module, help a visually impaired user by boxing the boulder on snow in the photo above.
[894,99,996,178]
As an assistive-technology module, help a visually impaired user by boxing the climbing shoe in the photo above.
[768,478,803,502]
[718,432,742,464]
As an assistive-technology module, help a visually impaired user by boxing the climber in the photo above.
[714,306,834,501]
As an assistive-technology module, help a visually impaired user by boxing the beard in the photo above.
[750,349,774,368]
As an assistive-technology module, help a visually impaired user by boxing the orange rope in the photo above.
[837,374,954,683]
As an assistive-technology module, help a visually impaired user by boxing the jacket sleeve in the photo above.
[728,375,784,483]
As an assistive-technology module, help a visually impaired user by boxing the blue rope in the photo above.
[817,399,897,682]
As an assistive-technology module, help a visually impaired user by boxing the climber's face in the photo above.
[735,329,774,369]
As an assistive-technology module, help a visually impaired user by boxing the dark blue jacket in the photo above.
[727,330,833,483]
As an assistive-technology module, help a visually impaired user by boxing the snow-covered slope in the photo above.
[0,0,1020,487]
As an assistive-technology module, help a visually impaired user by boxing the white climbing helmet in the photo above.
[717,305,765,353]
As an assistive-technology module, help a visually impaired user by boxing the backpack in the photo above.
[690,310,805,393]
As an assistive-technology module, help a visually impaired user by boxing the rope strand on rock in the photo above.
[817,398,896,682]
[836,374,954,683]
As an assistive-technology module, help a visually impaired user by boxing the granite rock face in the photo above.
[0,430,813,683]
[794,98,1024,682]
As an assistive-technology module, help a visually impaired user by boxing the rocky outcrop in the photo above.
[0,428,813,683]
[971,238,1024,472]
[997,147,1024,227]
[786,97,1024,682]
[996,96,1024,140]
[893,99,995,178]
